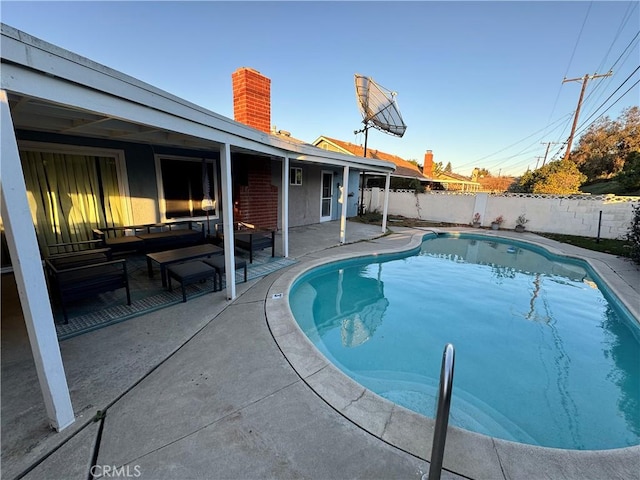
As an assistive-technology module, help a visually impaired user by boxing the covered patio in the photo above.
[1,23,396,436]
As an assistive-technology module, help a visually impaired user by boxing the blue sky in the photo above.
[2,1,638,177]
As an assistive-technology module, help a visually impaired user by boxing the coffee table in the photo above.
[146,243,223,287]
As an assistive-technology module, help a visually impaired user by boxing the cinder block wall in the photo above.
[365,189,638,239]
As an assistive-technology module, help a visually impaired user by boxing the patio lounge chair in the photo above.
[215,222,275,263]
[45,249,130,324]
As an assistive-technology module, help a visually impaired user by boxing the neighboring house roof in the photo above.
[313,136,482,188]
[437,171,481,186]
[313,136,426,180]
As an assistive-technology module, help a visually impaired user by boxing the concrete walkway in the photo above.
[2,221,638,479]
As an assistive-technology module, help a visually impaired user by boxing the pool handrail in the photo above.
[428,343,455,480]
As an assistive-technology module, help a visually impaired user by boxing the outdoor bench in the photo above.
[93,221,204,254]
[47,239,106,256]
[215,222,275,263]
[45,251,130,324]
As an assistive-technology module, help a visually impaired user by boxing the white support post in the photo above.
[381,173,391,233]
[0,90,75,431]
[219,142,236,300]
[340,166,350,244]
[281,156,289,258]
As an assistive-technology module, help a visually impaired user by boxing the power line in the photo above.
[579,30,639,124]
[455,114,572,170]
[572,78,640,140]
[574,65,640,133]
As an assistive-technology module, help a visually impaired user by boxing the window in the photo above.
[157,156,218,220]
[290,167,302,186]
[18,142,130,253]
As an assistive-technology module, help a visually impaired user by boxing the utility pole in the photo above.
[540,141,559,167]
[535,156,543,169]
[354,125,370,216]
[562,71,612,162]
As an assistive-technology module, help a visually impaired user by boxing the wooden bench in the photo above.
[45,251,130,323]
[166,261,217,302]
[93,221,204,254]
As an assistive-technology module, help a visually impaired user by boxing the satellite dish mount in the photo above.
[354,74,407,214]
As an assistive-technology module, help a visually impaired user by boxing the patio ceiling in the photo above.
[8,92,224,151]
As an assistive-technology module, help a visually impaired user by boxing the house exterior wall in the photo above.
[364,188,638,239]
[347,171,360,217]
[281,165,359,227]
[14,130,219,227]
[286,163,322,228]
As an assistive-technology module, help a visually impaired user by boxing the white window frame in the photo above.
[290,166,303,186]
[155,154,220,223]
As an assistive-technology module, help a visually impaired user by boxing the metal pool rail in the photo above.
[427,343,455,480]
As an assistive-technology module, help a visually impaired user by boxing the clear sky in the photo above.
[2,1,638,177]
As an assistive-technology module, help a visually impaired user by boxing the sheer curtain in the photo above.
[20,150,125,256]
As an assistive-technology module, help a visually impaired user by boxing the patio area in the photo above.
[51,247,297,340]
[2,220,638,480]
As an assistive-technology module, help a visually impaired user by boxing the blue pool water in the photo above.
[289,234,640,450]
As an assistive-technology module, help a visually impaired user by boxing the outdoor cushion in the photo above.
[202,256,247,285]
[166,261,217,302]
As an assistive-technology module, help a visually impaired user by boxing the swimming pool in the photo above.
[289,233,640,451]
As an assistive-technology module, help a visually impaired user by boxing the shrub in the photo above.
[627,203,640,264]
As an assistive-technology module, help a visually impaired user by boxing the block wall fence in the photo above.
[364,189,639,239]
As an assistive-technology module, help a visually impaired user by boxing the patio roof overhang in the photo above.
[1,24,395,175]
[0,23,396,433]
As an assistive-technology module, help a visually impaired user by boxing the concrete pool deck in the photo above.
[2,222,639,479]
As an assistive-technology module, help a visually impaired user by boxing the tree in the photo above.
[444,161,452,173]
[476,168,491,177]
[511,159,586,194]
[571,106,640,182]
[615,151,640,192]
[627,203,640,265]
[432,161,444,177]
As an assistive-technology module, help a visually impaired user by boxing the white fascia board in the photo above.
[290,153,394,174]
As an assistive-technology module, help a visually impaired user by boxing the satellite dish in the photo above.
[354,74,407,215]
[355,74,407,138]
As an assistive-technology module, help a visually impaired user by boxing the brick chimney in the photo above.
[232,67,271,133]
[423,150,434,177]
